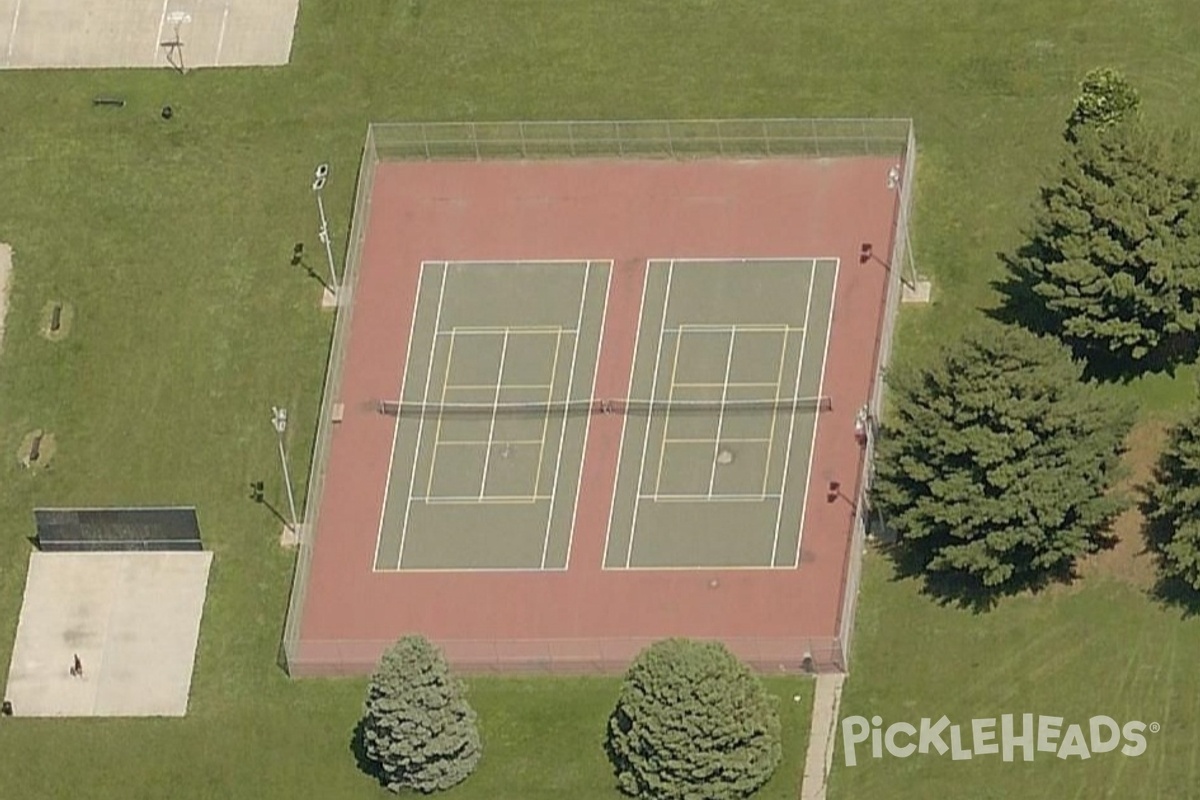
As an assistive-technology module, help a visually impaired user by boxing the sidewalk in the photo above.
[800,673,845,800]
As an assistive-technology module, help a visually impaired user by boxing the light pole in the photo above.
[271,406,300,534]
[312,163,341,297]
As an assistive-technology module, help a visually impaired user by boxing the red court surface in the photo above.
[291,157,899,675]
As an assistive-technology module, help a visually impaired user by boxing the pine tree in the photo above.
[361,636,482,794]
[872,321,1131,592]
[605,639,782,800]
[1005,72,1200,374]
[1146,402,1200,590]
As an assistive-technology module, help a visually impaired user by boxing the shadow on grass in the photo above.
[350,718,387,789]
[878,537,1095,613]
[292,247,331,293]
[989,253,1200,383]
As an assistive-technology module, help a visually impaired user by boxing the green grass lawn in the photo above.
[829,555,1200,799]
[0,0,1198,796]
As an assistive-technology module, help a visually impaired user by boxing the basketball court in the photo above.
[4,551,211,716]
[0,0,297,69]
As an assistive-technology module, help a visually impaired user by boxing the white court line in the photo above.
[625,260,675,569]
[373,262,434,570]
[395,263,450,569]
[477,330,512,499]
[417,494,548,505]
[5,0,22,64]
[611,563,789,572]
[154,0,171,61]
[439,326,574,336]
[770,263,819,567]
[446,382,554,391]
[215,3,230,67]
[653,327,686,495]
[564,260,614,571]
[707,328,739,497]
[382,564,568,574]
[668,323,792,334]
[532,329,565,498]
[424,329,460,498]
[790,259,840,568]
[761,328,792,497]
[639,493,780,503]
[601,260,652,568]
[434,438,544,447]
[672,380,782,389]
[540,262,591,568]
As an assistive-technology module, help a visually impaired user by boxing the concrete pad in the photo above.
[4,551,212,717]
[0,0,297,70]
[279,522,299,548]
[902,278,932,304]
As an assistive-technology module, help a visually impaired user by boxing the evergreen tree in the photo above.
[1006,119,1200,371]
[361,636,481,794]
[1066,66,1140,140]
[1146,401,1200,590]
[872,321,1131,592]
[605,639,781,800]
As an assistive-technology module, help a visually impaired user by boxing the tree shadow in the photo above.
[1137,475,1200,617]
[988,251,1056,337]
[880,536,1092,614]
[350,718,386,788]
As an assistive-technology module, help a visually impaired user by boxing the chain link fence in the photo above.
[289,636,846,677]
[280,127,379,670]
[369,118,912,161]
[281,119,916,677]
[833,123,918,673]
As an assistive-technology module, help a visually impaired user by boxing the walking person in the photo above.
[71,654,82,678]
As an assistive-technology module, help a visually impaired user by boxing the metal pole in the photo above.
[272,406,300,533]
[312,163,341,295]
[316,191,340,292]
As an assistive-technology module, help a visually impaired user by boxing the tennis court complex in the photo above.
[605,258,837,569]
[374,256,836,573]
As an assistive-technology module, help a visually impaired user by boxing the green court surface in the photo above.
[375,261,611,571]
[605,259,837,569]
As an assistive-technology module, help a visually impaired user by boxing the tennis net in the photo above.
[375,396,832,417]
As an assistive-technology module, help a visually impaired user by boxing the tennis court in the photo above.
[374,260,611,571]
[605,258,837,569]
